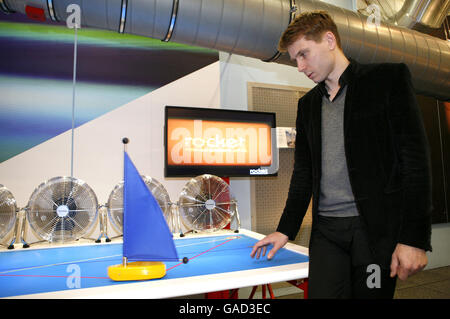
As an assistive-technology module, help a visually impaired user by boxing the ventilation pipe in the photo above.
[1,0,449,100]
[391,0,450,29]
[358,0,450,29]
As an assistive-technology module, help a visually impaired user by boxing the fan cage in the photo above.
[0,184,17,241]
[26,176,99,243]
[106,176,173,234]
[178,174,237,232]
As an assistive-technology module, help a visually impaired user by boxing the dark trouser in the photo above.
[308,215,397,299]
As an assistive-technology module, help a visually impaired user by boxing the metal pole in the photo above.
[70,24,78,179]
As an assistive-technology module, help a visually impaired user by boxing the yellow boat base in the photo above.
[108,261,166,281]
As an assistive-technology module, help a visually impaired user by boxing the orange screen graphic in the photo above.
[167,119,272,166]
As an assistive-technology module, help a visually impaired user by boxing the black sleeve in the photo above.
[388,63,432,251]
[276,99,313,240]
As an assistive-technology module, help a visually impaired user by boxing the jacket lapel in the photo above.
[310,89,323,209]
[343,81,354,136]
[311,90,322,158]
[343,59,359,136]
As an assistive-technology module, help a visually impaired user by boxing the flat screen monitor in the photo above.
[164,106,278,177]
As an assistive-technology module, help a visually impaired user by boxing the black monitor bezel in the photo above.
[164,106,277,177]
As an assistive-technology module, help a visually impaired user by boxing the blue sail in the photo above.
[123,152,179,262]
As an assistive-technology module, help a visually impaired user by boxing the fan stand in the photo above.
[219,176,240,233]
[15,212,31,249]
[0,212,17,249]
[1,210,33,250]
[0,186,20,249]
[103,197,124,241]
[220,176,240,233]
[15,208,46,248]
[79,210,105,243]
[170,203,185,237]
[230,204,241,233]
[95,206,111,243]
[171,202,183,237]
[215,200,241,233]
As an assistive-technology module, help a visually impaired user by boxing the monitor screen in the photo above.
[164,106,278,177]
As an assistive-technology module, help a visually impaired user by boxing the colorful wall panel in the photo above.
[0,13,218,163]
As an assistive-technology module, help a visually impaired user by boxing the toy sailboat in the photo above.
[108,146,182,281]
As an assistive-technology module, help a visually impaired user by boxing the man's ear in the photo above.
[324,31,337,50]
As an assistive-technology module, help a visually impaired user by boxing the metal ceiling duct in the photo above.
[392,0,450,29]
[358,0,450,29]
[1,0,449,100]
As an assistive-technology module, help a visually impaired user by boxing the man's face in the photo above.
[287,32,335,83]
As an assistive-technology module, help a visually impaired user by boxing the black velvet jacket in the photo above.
[277,59,432,267]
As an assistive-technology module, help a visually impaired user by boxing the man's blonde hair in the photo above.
[278,11,342,52]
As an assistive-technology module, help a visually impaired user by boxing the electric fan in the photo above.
[0,184,17,243]
[106,176,174,234]
[26,176,99,243]
[178,174,238,232]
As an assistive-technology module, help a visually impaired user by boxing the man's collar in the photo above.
[317,58,356,98]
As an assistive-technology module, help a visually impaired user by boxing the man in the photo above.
[250,11,432,298]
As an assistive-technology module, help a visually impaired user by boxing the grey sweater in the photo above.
[318,86,359,217]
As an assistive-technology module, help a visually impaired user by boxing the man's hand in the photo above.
[390,243,428,281]
[250,232,289,260]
